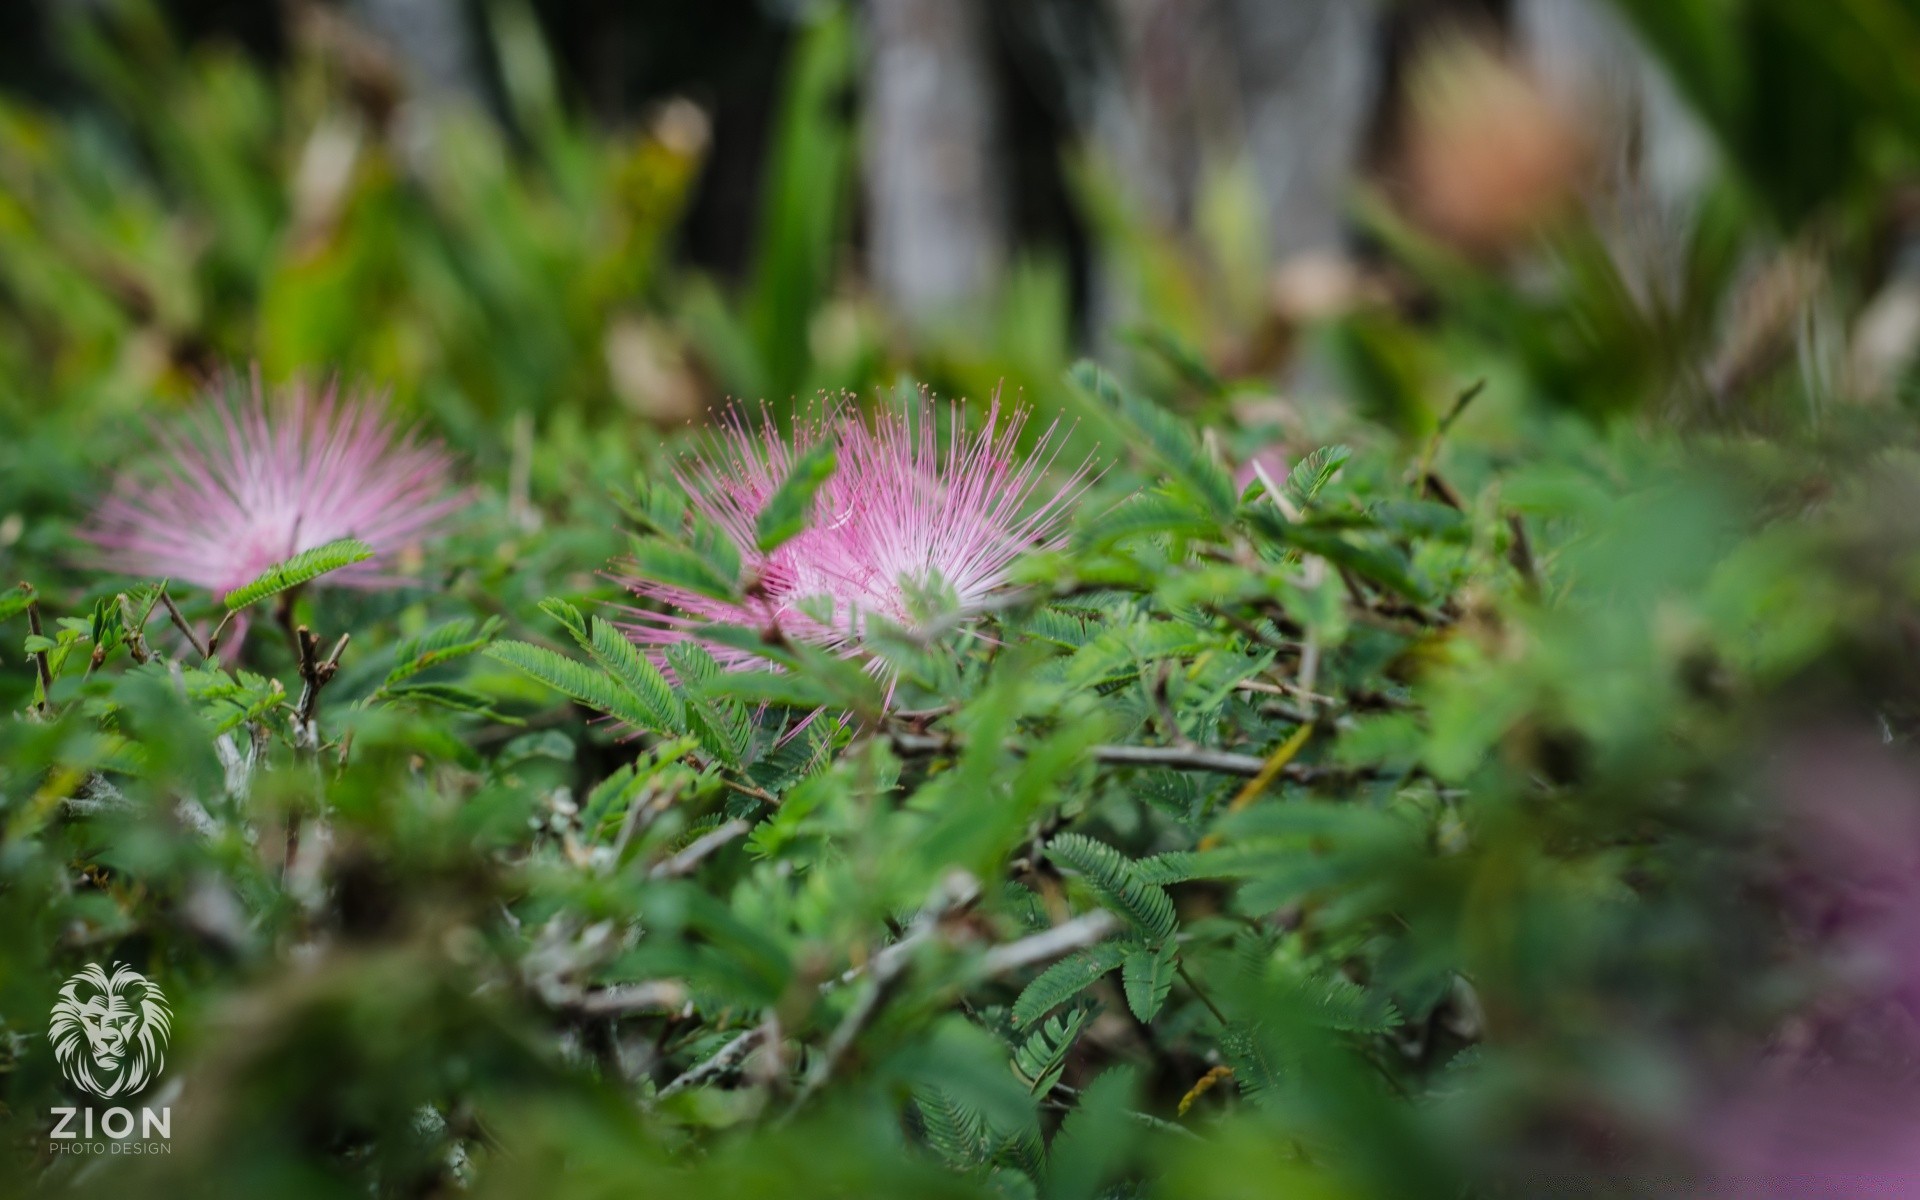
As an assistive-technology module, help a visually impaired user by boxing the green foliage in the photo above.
[486,638,660,730]
[1012,942,1129,1028]
[1285,444,1352,508]
[1012,1007,1091,1096]
[1121,939,1179,1024]
[1045,832,1178,944]
[0,584,35,624]
[756,440,838,551]
[221,538,372,610]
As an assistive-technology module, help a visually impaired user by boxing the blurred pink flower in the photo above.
[620,395,1093,669]
[84,375,461,599]
[1695,732,1920,1197]
[1233,445,1290,494]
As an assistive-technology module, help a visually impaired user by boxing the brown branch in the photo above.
[204,610,236,661]
[293,626,348,750]
[887,730,1366,782]
[657,1026,766,1099]
[977,911,1119,977]
[649,819,749,879]
[158,587,210,660]
[718,776,781,806]
[788,872,979,1118]
[560,980,690,1017]
[24,591,52,713]
[1506,513,1541,594]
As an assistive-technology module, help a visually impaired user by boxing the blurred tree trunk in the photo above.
[1084,0,1381,344]
[1224,0,1381,262]
[349,0,484,104]
[1089,0,1381,254]
[1513,0,1712,302]
[862,0,1007,327]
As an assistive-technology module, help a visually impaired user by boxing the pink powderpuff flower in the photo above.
[620,394,1095,672]
[83,374,462,603]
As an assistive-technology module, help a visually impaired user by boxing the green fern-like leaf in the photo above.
[1121,940,1178,1023]
[1069,361,1235,518]
[665,641,721,688]
[485,640,660,731]
[382,616,502,688]
[223,538,373,610]
[1133,848,1264,886]
[1284,444,1352,508]
[536,599,685,733]
[382,683,518,722]
[1080,492,1215,546]
[683,695,751,768]
[580,762,644,840]
[1045,833,1178,944]
[1011,1007,1089,1096]
[1302,975,1402,1033]
[913,1086,989,1170]
[756,439,837,551]
[589,617,683,732]
[537,597,591,641]
[629,536,739,602]
[1011,941,1129,1028]
[1217,1025,1281,1110]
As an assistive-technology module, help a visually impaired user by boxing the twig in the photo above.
[657,1026,765,1099]
[24,592,52,713]
[610,778,683,865]
[158,587,210,659]
[1176,962,1229,1026]
[1414,378,1486,493]
[828,872,983,989]
[292,626,348,751]
[789,872,979,1117]
[1506,513,1541,594]
[204,610,235,661]
[977,911,1119,977]
[1151,660,1196,750]
[649,818,749,879]
[562,981,690,1017]
[718,776,781,806]
[887,731,1358,781]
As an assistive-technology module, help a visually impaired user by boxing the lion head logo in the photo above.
[47,963,172,1099]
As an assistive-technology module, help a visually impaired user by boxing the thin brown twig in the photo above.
[787,872,978,1118]
[1414,378,1486,494]
[887,730,1368,782]
[657,1026,766,1099]
[560,980,691,1017]
[977,911,1120,977]
[649,819,749,879]
[718,776,781,806]
[158,587,210,659]
[1506,513,1541,594]
[204,610,235,661]
[1176,962,1229,1026]
[293,626,348,751]
[24,591,52,713]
